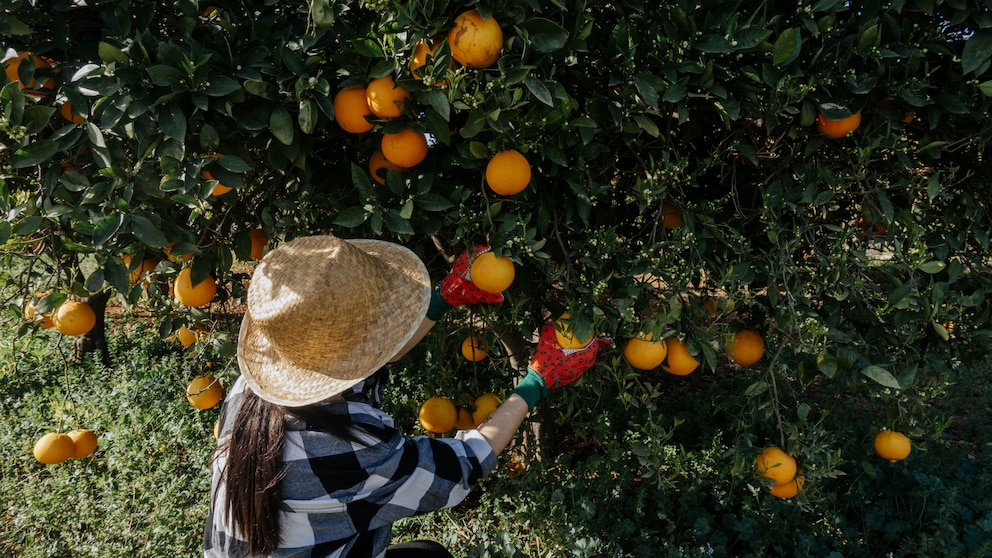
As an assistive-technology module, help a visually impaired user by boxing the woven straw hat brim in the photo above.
[237,237,430,407]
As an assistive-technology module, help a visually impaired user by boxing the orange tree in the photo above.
[2,0,992,551]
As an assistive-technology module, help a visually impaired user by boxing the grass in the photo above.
[2,306,991,557]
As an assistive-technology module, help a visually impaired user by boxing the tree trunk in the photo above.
[74,289,111,365]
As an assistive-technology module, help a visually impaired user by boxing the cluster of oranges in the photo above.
[33,428,98,465]
[331,10,533,196]
[753,429,913,500]
[419,393,501,434]
[23,296,97,337]
[620,327,765,376]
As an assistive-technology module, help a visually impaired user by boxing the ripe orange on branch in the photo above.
[381,128,428,168]
[174,268,217,307]
[419,397,457,433]
[755,446,797,485]
[67,429,98,459]
[662,337,699,376]
[623,333,668,370]
[3,52,56,97]
[769,469,805,499]
[410,40,452,81]
[472,393,501,426]
[369,148,405,185]
[201,169,232,196]
[448,10,503,69]
[461,335,489,362]
[469,251,515,293]
[726,329,765,366]
[365,75,410,119]
[248,228,268,260]
[874,429,911,462]
[33,432,74,464]
[815,111,861,138]
[186,374,223,410]
[333,85,375,133]
[53,300,97,336]
[553,313,593,350]
[486,149,531,196]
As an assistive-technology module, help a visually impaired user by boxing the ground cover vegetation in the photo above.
[2,0,991,555]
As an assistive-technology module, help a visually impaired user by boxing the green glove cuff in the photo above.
[511,368,548,411]
[426,285,453,321]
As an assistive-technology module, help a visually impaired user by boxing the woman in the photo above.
[203,234,603,557]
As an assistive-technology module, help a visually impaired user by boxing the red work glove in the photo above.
[428,245,505,320]
[512,321,611,410]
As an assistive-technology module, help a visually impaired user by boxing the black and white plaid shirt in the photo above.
[204,375,496,557]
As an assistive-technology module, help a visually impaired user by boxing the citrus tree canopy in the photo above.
[2,0,990,414]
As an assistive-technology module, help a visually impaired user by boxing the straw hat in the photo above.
[237,234,430,406]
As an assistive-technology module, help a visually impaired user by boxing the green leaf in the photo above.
[11,140,59,168]
[695,34,732,53]
[633,115,660,137]
[918,261,946,274]
[93,213,125,247]
[98,41,128,64]
[159,103,187,140]
[519,18,569,53]
[962,29,992,76]
[333,206,369,227]
[12,215,42,236]
[384,208,414,235]
[205,76,242,96]
[218,154,250,173]
[733,28,773,50]
[352,38,384,58]
[860,365,902,390]
[299,98,318,134]
[147,65,185,87]
[0,221,10,246]
[524,76,553,107]
[131,215,169,249]
[414,193,454,211]
[816,351,838,378]
[772,28,801,67]
[633,73,664,109]
[427,89,450,122]
[269,104,294,145]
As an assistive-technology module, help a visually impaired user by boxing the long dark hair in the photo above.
[214,388,368,555]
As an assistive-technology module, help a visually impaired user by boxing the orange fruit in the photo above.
[24,301,55,329]
[874,430,912,462]
[248,228,267,260]
[461,335,488,362]
[419,397,457,433]
[454,406,476,430]
[4,52,56,97]
[333,85,375,133]
[769,469,805,499]
[202,169,232,196]
[661,202,682,229]
[755,446,797,485]
[381,128,429,168]
[815,111,861,138]
[472,393,501,426]
[448,10,503,69]
[67,429,98,459]
[176,324,198,347]
[174,267,217,307]
[662,337,699,376]
[60,101,85,123]
[33,432,74,464]
[186,374,223,410]
[369,148,406,185]
[726,329,765,366]
[485,149,531,195]
[553,313,593,350]
[53,300,97,336]
[469,251,515,293]
[702,298,719,315]
[365,75,410,119]
[623,333,668,370]
[410,40,452,82]
[122,254,158,285]
[164,241,194,263]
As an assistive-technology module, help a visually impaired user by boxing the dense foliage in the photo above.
[2,0,991,555]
